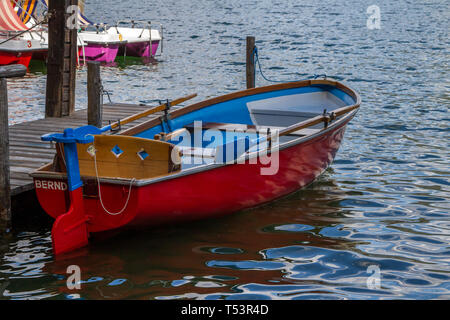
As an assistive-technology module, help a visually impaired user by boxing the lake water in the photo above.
[1,0,449,300]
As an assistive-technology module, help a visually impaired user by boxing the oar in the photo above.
[215,103,360,163]
[277,103,360,137]
[100,93,197,132]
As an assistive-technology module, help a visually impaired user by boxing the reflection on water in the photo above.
[1,174,449,300]
[1,0,449,300]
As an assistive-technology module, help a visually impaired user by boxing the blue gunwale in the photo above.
[134,83,355,141]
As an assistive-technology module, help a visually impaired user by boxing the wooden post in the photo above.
[0,65,27,232]
[45,0,78,118]
[0,78,10,231]
[246,36,256,89]
[87,61,102,127]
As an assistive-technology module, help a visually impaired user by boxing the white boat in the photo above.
[0,0,46,67]
[18,1,164,63]
[106,22,163,58]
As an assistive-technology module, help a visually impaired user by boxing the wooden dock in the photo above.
[9,102,161,196]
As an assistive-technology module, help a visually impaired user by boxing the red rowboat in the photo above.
[30,79,361,255]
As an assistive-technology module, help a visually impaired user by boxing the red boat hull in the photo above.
[0,50,32,68]
[33,120,348,234]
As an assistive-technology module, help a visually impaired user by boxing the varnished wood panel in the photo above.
[75,135,180,180]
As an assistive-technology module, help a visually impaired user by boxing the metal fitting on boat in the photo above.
[323,109,337,128]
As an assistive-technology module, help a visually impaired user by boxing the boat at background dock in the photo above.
[0,35,41,68]
[30,79,361,255]
[77,26,126,63]
[109,22,162,59]
[77,23,162,63]
[0,0,46,68]
[35,0,163,63]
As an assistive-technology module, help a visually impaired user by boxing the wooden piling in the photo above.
[0,65,27,231]
[87,62,102,127]
[64,0,79,116]
[0,78,10,231]
[246,36,256,89]
[45,0,78,118]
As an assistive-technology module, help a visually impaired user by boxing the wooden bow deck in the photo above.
[9,102,161,196]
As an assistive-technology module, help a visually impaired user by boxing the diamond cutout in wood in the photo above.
[111,145,124,158]
[137,149,149,161]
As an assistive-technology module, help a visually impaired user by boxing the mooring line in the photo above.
[252,46,329,84]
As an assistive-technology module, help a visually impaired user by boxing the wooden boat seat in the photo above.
[246,91,347,127]
[183,122,320,136]
[145,122,321,165]
[54,135,181,180]
[184,122,257,133]
[178,146,216,158]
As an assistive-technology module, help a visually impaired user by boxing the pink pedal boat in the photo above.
[78,22,163,63]
[78,26,127,63]
[107,22,163,58]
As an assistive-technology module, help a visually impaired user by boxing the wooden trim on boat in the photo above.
[121,79,361,137]
[54,135,182,180]
[30,108,358,188]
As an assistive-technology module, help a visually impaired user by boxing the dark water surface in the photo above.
[1,0,449,299]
